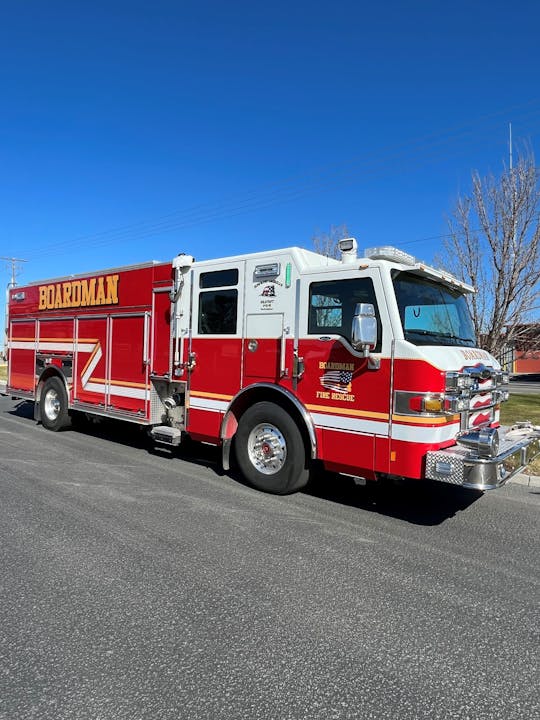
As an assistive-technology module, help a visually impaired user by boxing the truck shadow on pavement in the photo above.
[7,400,35,421]
[8,401,482,525]
[8,401,224,470]
[304,471,483,526]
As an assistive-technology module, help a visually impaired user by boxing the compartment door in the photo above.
[74,317,108,406]
[109,314,150,415]
[151,289,172,377]
[243,313,284,381]
[8,319,37,392]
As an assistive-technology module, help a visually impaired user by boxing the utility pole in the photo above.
[1,256,27,288]
[1,256,27,361]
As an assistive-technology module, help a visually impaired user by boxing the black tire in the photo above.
[40,377,71,431]
[235,401,309,494]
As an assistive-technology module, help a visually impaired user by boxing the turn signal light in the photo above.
[424,397,444,413]
[408,395,443,413]
[396,390,469,417]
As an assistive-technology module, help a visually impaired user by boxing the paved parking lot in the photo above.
[0,396,539,720]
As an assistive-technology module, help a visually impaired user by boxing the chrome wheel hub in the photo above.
[247,423,287,475]
[44,389,61,421]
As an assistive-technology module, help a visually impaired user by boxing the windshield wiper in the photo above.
[405,329,475,344]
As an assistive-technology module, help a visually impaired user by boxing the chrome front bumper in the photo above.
[425,425,540,490]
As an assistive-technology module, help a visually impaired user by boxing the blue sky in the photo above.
[1,0,539,316]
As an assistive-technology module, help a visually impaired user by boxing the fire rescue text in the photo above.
[38,274,119,311]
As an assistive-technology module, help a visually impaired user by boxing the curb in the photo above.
[510,473,540,488]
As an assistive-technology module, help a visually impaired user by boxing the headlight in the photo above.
[446,372,474,391]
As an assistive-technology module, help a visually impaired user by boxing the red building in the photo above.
[512,323,540,374]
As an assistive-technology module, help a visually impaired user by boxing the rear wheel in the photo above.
[235,402,309,494]
[40,377,71,431]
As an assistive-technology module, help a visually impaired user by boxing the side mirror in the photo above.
[351,303,377,355]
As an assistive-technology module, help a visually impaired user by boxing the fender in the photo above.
[220,382,318,471]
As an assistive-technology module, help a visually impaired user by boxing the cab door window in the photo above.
[198,269,239,335]
[309,277,381,352]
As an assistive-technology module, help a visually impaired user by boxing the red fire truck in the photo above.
[4,240,539,493]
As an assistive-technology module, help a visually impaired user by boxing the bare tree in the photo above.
[443,151,540,358]
[312,224,350,259]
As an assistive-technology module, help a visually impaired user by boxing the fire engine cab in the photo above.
[4,240,540,493]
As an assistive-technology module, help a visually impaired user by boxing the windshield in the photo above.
[393,271,476,347]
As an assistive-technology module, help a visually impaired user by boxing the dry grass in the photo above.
[500,393,540,426]
[0,364,6,382]
[500,394,540,475]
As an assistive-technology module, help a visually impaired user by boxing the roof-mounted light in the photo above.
[338,237,358,264]
[172,253,194,270]
[364,246,416,266]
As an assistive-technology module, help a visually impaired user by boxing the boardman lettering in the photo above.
[318,361,355,371]
[38,274,119,310]
[460,349,490,361]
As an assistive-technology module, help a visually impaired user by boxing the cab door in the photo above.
[295,269,392,476]
[186,263,244,441]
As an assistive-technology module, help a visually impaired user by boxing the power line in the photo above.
[402,209,540,247]
[7,98,540,263]
[30,113,540,262]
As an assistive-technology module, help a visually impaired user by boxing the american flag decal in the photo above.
[321,370,353,393]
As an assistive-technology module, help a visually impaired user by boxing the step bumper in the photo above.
[425,425,540,490]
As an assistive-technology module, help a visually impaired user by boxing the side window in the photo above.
[200,269,238,289]
[308,277,381,351]
[198,269,238,335]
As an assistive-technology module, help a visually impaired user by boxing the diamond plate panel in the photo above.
[425,450,466,485]
[149,379,186,426]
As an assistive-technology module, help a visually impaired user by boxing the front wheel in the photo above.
[235,402,309,494]
[40,377,71,431]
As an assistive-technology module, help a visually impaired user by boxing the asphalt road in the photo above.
[0,397,539,720]
[509,381,540,395]
[509,374,540,395]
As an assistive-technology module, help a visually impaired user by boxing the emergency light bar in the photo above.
[364,246,416,266]
[363,245,474,293]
